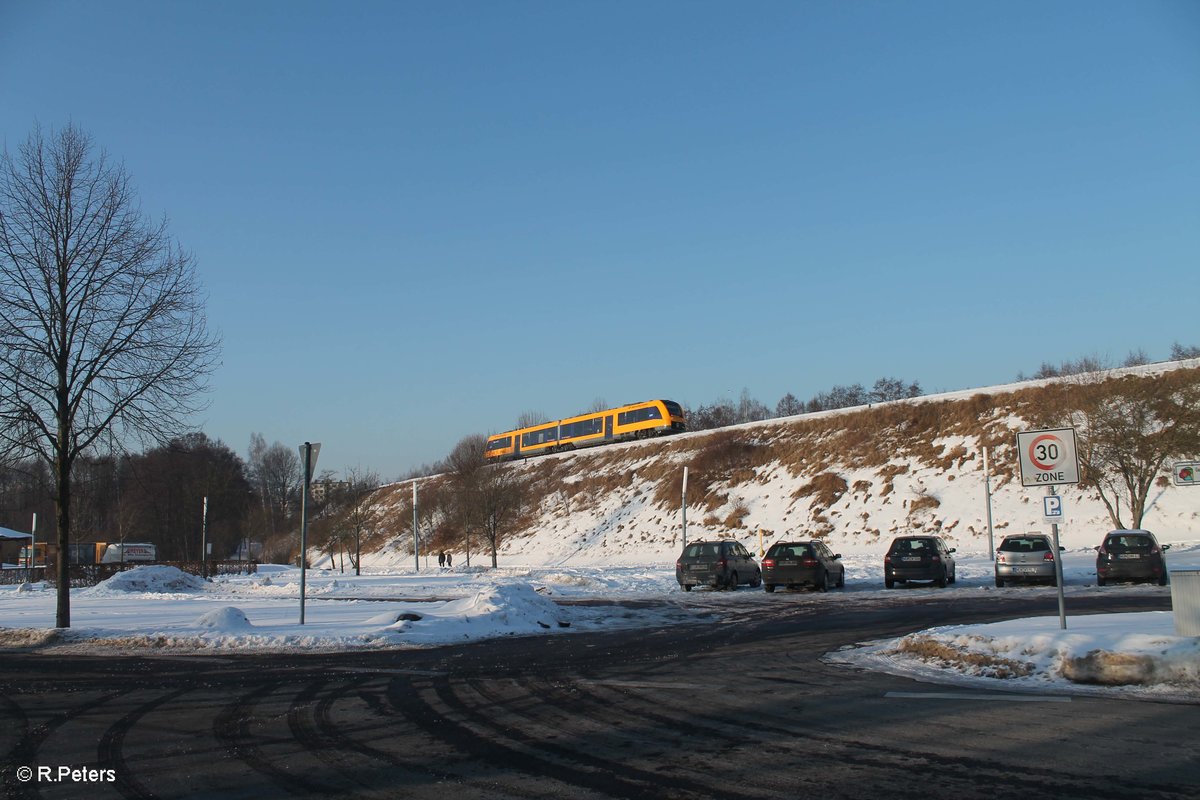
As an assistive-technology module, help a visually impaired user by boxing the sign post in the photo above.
[298,442,320,625]
[201,496,209,580]
[1016,428,1080,630]
[681,466,689,548]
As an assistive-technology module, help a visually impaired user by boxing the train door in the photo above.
[513,435,522,458]
[604,415,614,441]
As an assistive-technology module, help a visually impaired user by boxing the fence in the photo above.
[0,560,257,587]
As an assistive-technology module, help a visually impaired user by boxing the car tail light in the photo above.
[762,558,776,568]
[931,554,941,563]
[1043,551,1055,562]
[884,554,892,564]
[675,560,682,570]
[801,557,818,567]
[1151,547,1161,555]
[997,554,1006,563]
[717,558,727,570]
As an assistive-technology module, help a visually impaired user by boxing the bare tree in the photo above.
[479,465,521,568]
[445,434,488,566]
[338,467,380,576]
[775,393,803,418]
[515,410,549,429]
[1170,342,1200,361]
[1044,370,1200,529]
[247,433,300,541]
[0,124,219,627]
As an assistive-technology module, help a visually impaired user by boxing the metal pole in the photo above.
[983,447,995,561]
[30,512,37,570]
[300,443,312,625]
[412,480,419,572]
[201,496,209,580]
[681,466,689,547]
[1049,485,1066,630]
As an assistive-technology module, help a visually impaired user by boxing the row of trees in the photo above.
[0,432,366,567]
[686,378,923,432]
[1017,343,1200,381]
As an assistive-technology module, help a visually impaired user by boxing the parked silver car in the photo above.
[994,533,1061,587]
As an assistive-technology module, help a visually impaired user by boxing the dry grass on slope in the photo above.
[359,366,1200,550]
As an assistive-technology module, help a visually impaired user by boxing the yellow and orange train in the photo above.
[485,399,686,461]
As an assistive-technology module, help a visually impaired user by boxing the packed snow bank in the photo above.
[193,606,253,631]
[829,612,1200,702]
[82,565,209,595]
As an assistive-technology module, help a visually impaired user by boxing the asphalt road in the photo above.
[0,590,1195,799]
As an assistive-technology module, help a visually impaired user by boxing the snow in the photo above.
[1,546,1198,703]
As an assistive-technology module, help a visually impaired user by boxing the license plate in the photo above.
[1118,554,1141,560]
[690,565,707,571]
[1014,567,1039,574]
[779,560,797,566]
[902,557,921,562]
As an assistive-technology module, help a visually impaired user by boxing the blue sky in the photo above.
[3,1,1198,479]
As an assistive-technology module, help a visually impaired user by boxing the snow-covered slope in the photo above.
[361,361,1200,569]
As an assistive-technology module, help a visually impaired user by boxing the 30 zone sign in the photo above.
[1016,428,1080,487]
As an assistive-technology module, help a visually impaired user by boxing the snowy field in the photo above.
[1,543,1198,702]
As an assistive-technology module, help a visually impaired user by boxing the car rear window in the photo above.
[683,543,721,558]
[766,543,813,558]
[890,538,933,553]
[999,537,1050,552]
[1105,535,1152,552]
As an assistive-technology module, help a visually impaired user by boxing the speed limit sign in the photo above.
[1016,428,1080,487]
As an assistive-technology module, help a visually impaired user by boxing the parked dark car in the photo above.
[1095,529,1170,586]
[994,532,1062,587]
[761,540,845,592]
[884,535,956,588]
[676,540,761,591]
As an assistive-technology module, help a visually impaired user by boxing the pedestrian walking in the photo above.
[446,552,453,567]
[438,551,445,568]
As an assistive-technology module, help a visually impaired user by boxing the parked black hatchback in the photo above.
[884,535,956,588]
[761,541,845,592]
[676,540,761,591]
[1095,530,1171,586]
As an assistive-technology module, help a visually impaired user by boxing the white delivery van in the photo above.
[99,543,157,563]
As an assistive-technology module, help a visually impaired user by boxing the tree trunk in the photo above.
[54,455,72,628]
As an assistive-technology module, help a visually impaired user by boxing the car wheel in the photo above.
[818,571,829,592]
[949,568,957,585]
[682,584,692,592]
[884,578,894,589]
[764,584,775,593]
[837,569,845,588]
[750,570,762,588]
[727,571,738,591]
[936,569,947,588]
[1158,573,1169,587]
[1097,575,1106,587]
[995,575,1004,588]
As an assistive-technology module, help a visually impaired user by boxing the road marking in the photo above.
[885,691,1070,702]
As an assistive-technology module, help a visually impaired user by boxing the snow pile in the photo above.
[830,612,1200,701]
[192,606,253,631]
[417,583,570,637]
[82,565,208,595]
